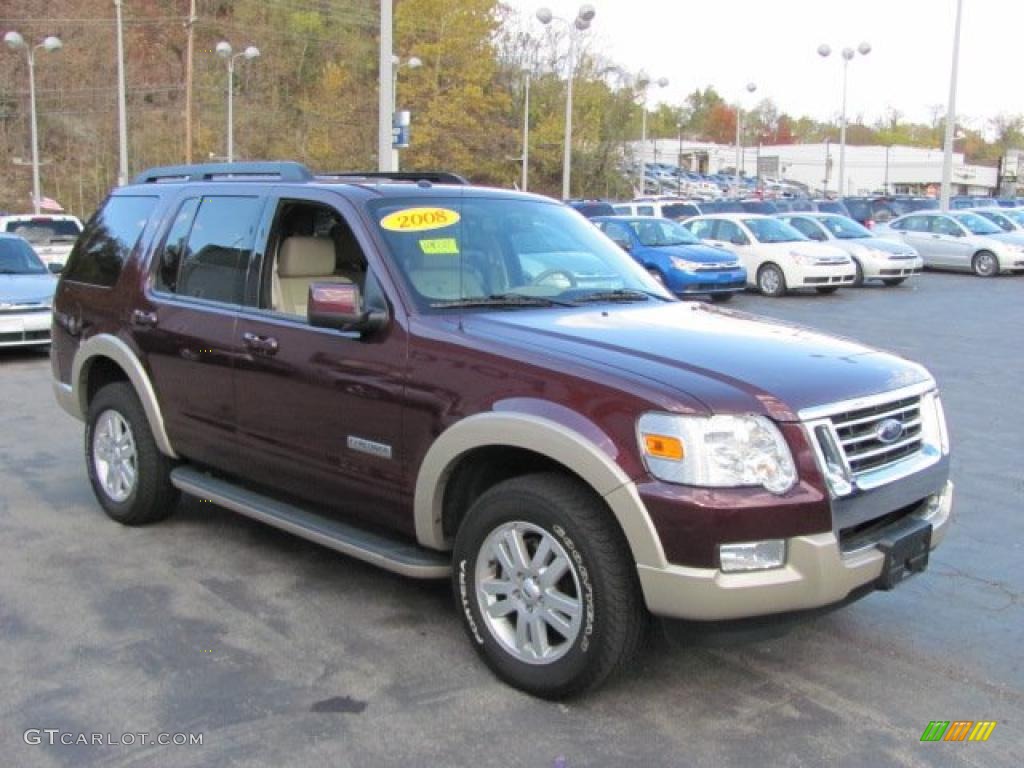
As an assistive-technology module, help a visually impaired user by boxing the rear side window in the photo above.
[62,196,157,287]
[155,198,200,293]
[175,196,262,304]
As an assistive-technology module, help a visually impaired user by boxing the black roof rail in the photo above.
[318,171,470,185]
[131,161,314,185]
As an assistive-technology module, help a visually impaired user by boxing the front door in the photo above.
[232,192,412,535]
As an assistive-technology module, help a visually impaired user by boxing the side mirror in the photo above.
[48,262,64,274]
[731,235,748,246]
[611,236,632,252]
[308,282,386,334]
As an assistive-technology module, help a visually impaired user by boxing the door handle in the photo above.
[130,309,158,328]
[243,332,279,356]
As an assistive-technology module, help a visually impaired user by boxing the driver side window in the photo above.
[715,220,747,245]
[789,218,824,241]
[931,217,962,237]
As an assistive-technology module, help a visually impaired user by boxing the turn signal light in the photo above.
[642,434,684,461]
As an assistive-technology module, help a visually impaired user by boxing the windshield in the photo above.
[4,218,81,243]
[0,238,48,274]
[628,219,700,247]
[979,211,1014,231]
[742,218,807,244]
[818,215,872,239]
[368,197,671,310]
[952,213,1002,235]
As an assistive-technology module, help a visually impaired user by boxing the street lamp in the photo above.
[537,4,597,200]
[4,31,62,214]
[635,71,669,194]
[734,82,757,194]
[391,55,422,171]
[818,41,871,197]
[676,121,684,196]
[521,65,532,192]
[216,41,260,163]
[940,0,964,211]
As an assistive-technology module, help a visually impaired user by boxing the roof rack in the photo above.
[317,171,470,185]
[132,162,314,185]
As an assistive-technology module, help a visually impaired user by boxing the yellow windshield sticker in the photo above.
[380,207,460,232]
[419,238,460,255]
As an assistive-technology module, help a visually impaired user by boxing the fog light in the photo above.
[719,540,786,572]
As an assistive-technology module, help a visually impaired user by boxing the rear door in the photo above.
[138,192,265,475]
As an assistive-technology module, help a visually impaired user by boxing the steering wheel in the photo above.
[531,269,578,288]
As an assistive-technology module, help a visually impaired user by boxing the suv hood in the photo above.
[464,302,930,420]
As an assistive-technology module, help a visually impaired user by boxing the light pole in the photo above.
[635,71,668,194]
[392,55,422,171]
[537,4,596,200]
[4,31,62,214]
[818,41,871,197]
[677,121,684,196]
[114,0,129,186]
[734,82,756,194]
[940,0,964,211]
[216,41,260,163]
[521,66,532,191]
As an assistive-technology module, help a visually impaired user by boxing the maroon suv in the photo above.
[51,163,953,698]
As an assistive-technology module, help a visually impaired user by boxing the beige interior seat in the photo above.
[407,261,485,300]
[274,236,350,316]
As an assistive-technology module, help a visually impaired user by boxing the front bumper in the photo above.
[788,262,856,288]
[863,257,924,279]
[638,479,953,621]
[0,310,52,347]
[669,269,747,295]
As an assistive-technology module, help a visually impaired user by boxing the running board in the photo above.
[170,466,451,579]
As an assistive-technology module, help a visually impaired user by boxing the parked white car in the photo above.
[613,200,701,221]
[681,213,855,296]
[778,213,923,287]
[0,214,83,267]
[880,211,1024,276]
[0,233,58,349]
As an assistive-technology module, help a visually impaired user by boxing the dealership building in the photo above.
[640,140,1001,197]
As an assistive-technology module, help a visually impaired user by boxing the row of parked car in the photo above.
[582,204,1024,300]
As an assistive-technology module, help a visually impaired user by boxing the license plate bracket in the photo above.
[876,520,932,590]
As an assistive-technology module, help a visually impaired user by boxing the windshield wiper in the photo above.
[430,293,574,309]
[572,289,660,304]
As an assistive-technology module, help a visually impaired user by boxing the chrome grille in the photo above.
[829,395,923,475]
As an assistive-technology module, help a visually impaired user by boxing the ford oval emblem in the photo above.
[875,418,904,444]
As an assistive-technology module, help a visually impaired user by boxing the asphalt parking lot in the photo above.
[1,272,1021,768]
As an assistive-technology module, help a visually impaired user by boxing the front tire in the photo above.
[757,263,787,297]
[815,286,840,294]
[972,250,999,277]
[709,292,734,303]
[85,382,178,525]
[882,277,906,287]
[453,473,645,699]
[852,259,865,287]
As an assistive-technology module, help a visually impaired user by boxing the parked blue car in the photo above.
[591,216,747,302]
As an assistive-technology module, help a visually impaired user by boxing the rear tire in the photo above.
[452,473,645,699]
[85,382,178,525]
[756,263,787,297]
[972,250,999,277]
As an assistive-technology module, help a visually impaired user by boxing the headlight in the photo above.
[637,412,798,494]
[789,251,815,265]
[670,257,704,272]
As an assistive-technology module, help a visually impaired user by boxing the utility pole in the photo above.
[940,0,964,211]
[114,0,129,185]
[185,0,197,163]
[378,0,395,172]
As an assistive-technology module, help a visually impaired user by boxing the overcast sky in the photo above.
[504,0,1021,133]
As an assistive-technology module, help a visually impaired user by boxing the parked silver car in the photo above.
[880,211,1024,276]
[778,213,922,287]
[971,207,1024,233]
[0,234,59,349]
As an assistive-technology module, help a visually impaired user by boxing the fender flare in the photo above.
[413,411,667,569]
[69,334,178,458]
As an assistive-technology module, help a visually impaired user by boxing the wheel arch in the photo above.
[414,411,667,569]
[71,334,178,458]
